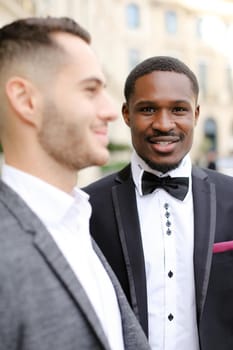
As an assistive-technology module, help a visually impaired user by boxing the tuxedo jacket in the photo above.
[85,164,233,350]
[0,180,150,350]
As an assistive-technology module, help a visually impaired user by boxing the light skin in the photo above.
[2,32,117,192]
[122,71,200,173]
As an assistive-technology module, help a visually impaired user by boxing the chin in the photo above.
[93,150,110,166]
[145,158,182,173]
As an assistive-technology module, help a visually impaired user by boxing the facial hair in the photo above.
[144,157,183,173]
[37,99,86,171]
[143,131,184,173]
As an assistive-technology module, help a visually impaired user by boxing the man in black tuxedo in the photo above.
[84,56,233,350]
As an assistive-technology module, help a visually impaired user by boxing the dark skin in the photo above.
[122,71,200,173]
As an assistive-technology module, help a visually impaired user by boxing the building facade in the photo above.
[1,0,233,182]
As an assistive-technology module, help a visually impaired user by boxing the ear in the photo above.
[122,102,130,127]
[194,105,200,126]
[5,77,39,127]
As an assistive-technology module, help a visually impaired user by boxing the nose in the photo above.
[99,91,118,122]
[151,110,175,132]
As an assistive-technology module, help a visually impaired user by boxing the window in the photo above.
[198,62,208,98]
[196,18,204,38]
[126,3,140,29]
[128,48,140,70]
[204,117,217,151]
[226,64,233,98]
[165,10,177,34]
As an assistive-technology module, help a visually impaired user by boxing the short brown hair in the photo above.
[0,16,91,75]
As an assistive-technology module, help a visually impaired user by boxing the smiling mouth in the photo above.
[149,137,180,145]
[147,137,180,154]
[154,141,174,146]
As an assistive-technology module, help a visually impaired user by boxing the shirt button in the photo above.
[164,203,169,210]
[168,314,174,321]
[165,212,170,218]
[168,271,173,278]
[166,220,171,227]
[167,229,172,235]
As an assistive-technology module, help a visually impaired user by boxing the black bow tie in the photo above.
[142,171,189,201]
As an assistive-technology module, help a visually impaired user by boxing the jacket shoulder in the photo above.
[192,166,233,194]
[83,164,131,194]
[84,172,116,193]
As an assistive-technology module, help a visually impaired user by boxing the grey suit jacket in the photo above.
[0,180,150,350]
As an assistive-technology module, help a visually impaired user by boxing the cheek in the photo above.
[177,118,195,133]
[130,117,150,132]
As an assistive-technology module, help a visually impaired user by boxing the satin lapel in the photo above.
[192,167,216,323]
[33,227,111,350]
[112,168,148,336]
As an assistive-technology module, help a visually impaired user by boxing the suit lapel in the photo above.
[192,167,216,322]
[0,181,111,350]
[112,166,148,336]
[33,228,111,349]
[108,165,216,330]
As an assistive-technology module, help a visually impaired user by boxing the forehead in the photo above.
[52,32,105,82]
[132,71,194,102]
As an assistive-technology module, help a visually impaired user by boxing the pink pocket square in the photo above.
[213,240,233,253]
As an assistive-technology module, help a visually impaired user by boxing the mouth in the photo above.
[94,128,109,146]
[154,141,175,146]
[148,136,180,153]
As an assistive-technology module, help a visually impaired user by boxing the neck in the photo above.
[4,155,78,194]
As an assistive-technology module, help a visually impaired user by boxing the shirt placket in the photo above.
[162,200,176,350]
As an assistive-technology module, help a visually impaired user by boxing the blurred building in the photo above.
[1,0,233,182]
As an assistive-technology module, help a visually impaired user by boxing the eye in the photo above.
[139,106,156,114]
[172,106,187,113]
[86,85,98,94]
[84,82,101,97]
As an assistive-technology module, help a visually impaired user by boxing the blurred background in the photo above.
[1,0,233,184]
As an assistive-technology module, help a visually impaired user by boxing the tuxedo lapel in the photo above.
[192,167,216,322]
[0,181,110,350]
[112,166,148,336]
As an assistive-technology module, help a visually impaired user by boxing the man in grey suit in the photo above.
[0,17,150,350]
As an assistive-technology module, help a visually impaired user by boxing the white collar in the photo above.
[131,151,192,197]
[1,164,91,226]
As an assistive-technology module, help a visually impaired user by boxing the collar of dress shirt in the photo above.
[1,164,91,226]
[131,150,192,198]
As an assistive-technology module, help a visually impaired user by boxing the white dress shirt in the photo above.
[131,151,200,350]
[1,164,124,350]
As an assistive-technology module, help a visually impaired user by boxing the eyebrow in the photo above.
[134,99,191,106]
[80,77,106,87]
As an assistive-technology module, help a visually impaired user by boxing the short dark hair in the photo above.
[0,16,91,75]
[124,56,199,102]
